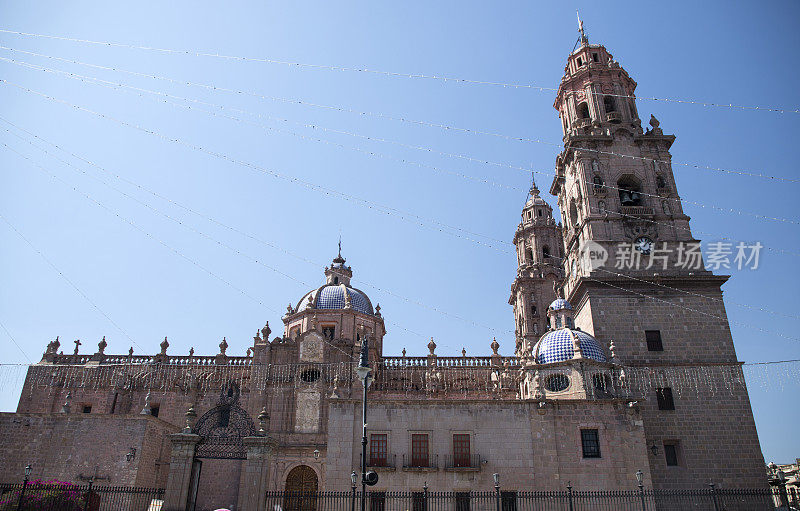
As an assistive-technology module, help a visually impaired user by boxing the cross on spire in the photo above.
[577,10,588,45]
[73,339,81,355]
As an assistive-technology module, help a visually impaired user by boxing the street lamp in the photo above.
[350,471,357,511]
[493,473,501,511]
[635,470,645,511]
[357,335,376,511]
[17,465,32,511]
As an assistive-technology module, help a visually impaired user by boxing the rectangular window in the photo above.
[453,434,471,467]
[664,443,679,466]
[369,434,388,467]
[501,492,518,511]
[656,387,675,410]
[322,326,335,340]
[581,429,601,458]
[370,492,386,511]
[412,434,429,467]
[455,492,471,511]
[82,405,91,414]
[645,330,664,351]
[412,492,427,511]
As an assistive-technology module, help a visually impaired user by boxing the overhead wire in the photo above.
[0,320,33,363]
[0,119,510,338]
[2,77,797,341]
[2,51,797,227]
[0,28,797,114]
[0,78,510,252]
[0,212,144,352]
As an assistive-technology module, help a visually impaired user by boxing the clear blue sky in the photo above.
[0,1,798,465]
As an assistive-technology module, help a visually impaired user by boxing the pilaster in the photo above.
[238,436,275,511]
[162,433,200,511]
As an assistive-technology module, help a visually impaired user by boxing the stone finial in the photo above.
[609,340,618,362]
[246,347,252,357]
[97,336,107,355]
[427,337,437,355]
[254,330,261,343]
[189,347,195,357]
[183,406,197,434]
[261,322,271,340]
[140,391,152,415]
[309,314,318,331]
[61,391,72,413]
[73,339,81,355]
[344,290,353,309]
[46,336,60,355]
[491,338,500,355]
[401,348,407,358]
[128,347,134,357]
[219,337,228,356]
[553,281,564,299]
[649,114,660,129]
[160,337,169,355]
[572,332,583,359]
[375,304,381,317]
[286,304,294,316]
[462,347,467,357]
[257,407,269,435]
[306,295,315,309]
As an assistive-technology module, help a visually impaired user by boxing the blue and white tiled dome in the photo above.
[296,284,374,315]
[548,298,573,311]
[534,329,607,364]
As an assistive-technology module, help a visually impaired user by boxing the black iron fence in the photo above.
[266,487,799,511]
[0,482,164,511]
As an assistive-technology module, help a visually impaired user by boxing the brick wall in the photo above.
[0,413,177,486]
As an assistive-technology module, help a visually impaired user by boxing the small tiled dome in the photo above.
[534,329,607,364]
[548,298,573,311]
[296,284,374,315]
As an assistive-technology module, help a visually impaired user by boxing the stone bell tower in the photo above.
[509,180,563,358]
[547,21,765,489]
[550,24,699,301]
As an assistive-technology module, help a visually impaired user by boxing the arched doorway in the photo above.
[284,465,318,511]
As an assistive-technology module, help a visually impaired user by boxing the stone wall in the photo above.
[0,413,177,486]
[326,398,652,492]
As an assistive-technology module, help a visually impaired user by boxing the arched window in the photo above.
[603,95,617,113]
[333,276,339,285]
[542,245,550,259]
[593,175,603,194]
[577,102,590,119]
[526,247,534,263]
[617,176,643,206]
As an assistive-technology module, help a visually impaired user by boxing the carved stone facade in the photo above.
[0,26,766,510]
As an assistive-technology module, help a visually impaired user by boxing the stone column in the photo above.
[238,436,274,511]
[162,433,200,511]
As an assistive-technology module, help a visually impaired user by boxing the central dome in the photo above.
[296,284,374,315]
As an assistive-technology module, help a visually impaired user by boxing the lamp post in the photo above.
[493,473,501,511]
[356,335,374,511]
[17,465,32,511]
[635,470,646,511]
[708,480,720,511]
[350,471,357,511]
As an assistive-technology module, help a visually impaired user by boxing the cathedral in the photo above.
[0,27,766,511]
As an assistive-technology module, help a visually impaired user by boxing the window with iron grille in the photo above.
[453,434,471,467]
[369,434,387,466]
[664,443,679,466]
[501,491,517,511]
[656,387,675,410]
[455,492,471,511]
[370,492,386,511]
[412,492,426,511]
[411,434,429,467]
[581,429,601,458]
[645,330,663,351]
